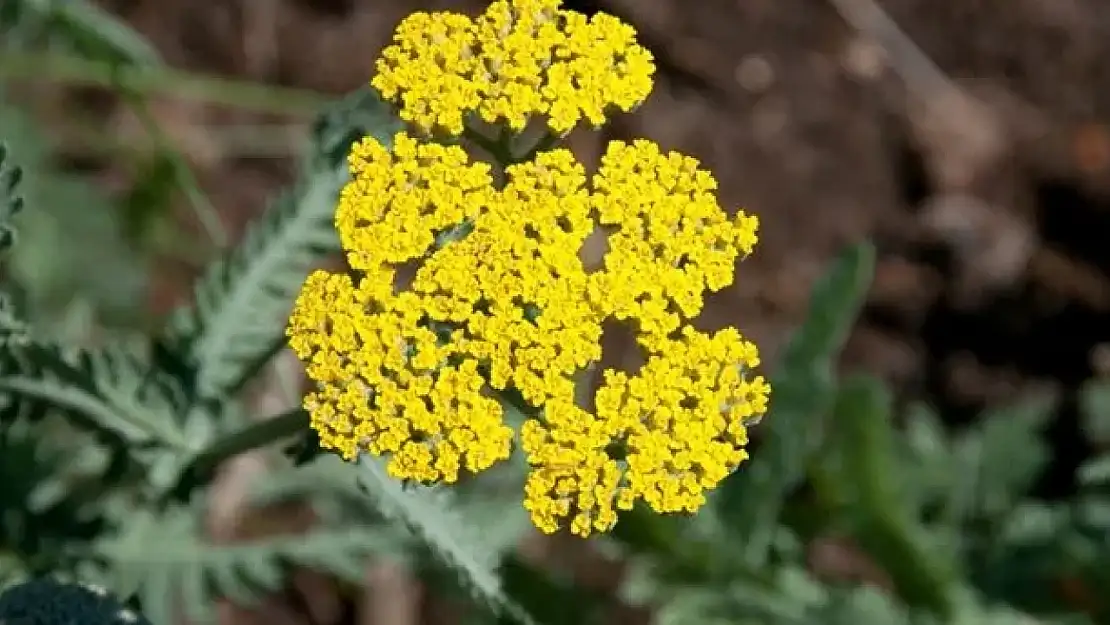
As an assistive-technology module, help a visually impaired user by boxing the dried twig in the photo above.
[823,0,958,100]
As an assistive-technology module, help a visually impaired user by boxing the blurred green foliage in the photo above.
[0,106,148,331]
[2,3,1110,625]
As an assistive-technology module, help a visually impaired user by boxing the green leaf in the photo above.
[944,391,1056,524]
[0,417,107,574]
[2,0,159,66]
[0,338,191,462]
[899,403,956,513]
[822,375,958,620]
[309,86,402,172]
[0,141,24,257]
[163,89,400,400]
[356,455,536,625]
[817,587,914,625]
[997,502,1067,544]
[714,241,876,565]
[249,453,365,509]
[162,171,346,400]
[623,561,826,625]
[251,453,532,621]
[0,105,149,326]
[1078,454,1110,488]
[162,407,305,500]
[98,503,397,625]
[48,0,161,66]
[1078,378,1110,444]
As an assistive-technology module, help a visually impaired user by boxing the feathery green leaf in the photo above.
[714,241,876,565]
[163,88,400,401]
[0,142,23,258]
[356,454,536,625]
[98,503,397,625]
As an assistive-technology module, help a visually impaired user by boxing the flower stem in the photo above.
[463,126,514,165]
[0,51,329,116]
[172,408,309,497]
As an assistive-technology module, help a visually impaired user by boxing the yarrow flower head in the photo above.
[371,0,655,136]
[286,0,770,537]
[288,128,769,533]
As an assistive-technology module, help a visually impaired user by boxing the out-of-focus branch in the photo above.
[0,50,329,115]
[824,0,959,100]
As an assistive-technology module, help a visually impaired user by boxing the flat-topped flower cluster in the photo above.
[370,0,654,135]
[287,0,770,537]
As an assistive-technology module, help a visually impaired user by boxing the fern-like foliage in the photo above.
[0,138,201,495]
[250,453,380,515]
[0,141,28,398]
[254,454,531,563]
[308,87,402,172]
[162,88,400,401]
[356,455,537,625]
[0,417,107,578]
[0,340,188,451]
[713,242,876,566]
[601,242,1110,625]
[0,142,23,258]
[160,172,346,401]
[0,104,148,328]
[252,454,533,622]
[96,502,400,625]
[0,331,220,505]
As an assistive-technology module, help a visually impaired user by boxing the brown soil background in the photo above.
[17,0,1110,622]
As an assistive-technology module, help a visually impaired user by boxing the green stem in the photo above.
[463,126,514,165]
[516,131,560,162]
[178,408,308,488]
[0,51,329,115]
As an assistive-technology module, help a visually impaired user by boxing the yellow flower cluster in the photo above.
[371,0,655,136]
[286,0,770,536]
[515,140,769,535]
[287,130,770,534]
[588,140,761,351]
[287,269,514,483]
[522,327,767,535]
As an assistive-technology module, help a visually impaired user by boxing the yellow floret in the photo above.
[471,0,563,131]
[370,0,655,137]
[519,401,627,536]
[410,148,603,406]
[286,271,514,482]
[587,139,761,351]
[371,12,483,135]
[542,12,655,132]
[599,327,769,512]
[337,132,495,272]
[520,326,769,535]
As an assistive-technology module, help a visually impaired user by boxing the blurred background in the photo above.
[3,0,1110,623]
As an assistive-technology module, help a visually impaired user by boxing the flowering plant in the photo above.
[286,0,770,537]
[1,2,1101,625]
